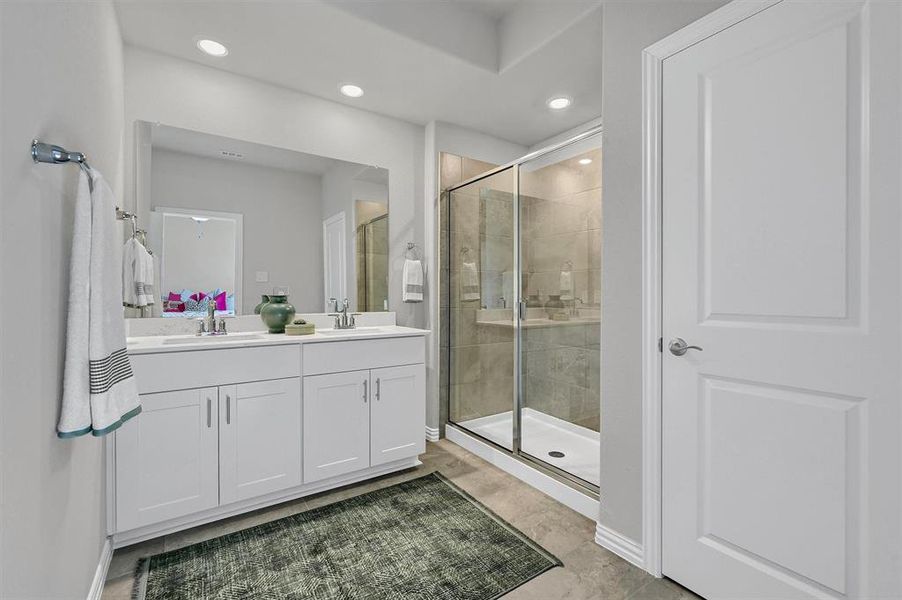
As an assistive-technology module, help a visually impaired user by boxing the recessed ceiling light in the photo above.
[547,96,572,110]
[340,84,365,98]
[196,39,228,57]
[578,158,593,165]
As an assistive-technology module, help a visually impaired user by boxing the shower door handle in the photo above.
[519,300,527,320]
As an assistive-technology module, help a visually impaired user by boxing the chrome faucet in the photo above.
[207,300,217,333]
[194,301,227,336]
[328,297,361,329]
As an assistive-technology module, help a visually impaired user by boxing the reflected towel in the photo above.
[560,270,573,301]
[403,258,424,302]
[123,237,154,308]
[461,261,480,301]
[59,169,141,438]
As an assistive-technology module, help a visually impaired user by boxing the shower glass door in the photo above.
[445,129,602,490]
[447,167,518,451]
[518,138,602,487]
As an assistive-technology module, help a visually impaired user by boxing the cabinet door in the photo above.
[370,364,426,467]
[303,370,370,483]
[116,388,219,531]
[219,378,302,504]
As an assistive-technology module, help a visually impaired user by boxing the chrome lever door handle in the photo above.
[669,337,703,356]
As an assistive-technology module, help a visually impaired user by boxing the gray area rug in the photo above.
[133,472,561,599]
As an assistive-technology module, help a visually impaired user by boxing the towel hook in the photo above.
[406,242,422,260]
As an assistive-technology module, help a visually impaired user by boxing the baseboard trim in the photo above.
[425,425,440,442]
[87,537,113,600]
[595,522,645,570]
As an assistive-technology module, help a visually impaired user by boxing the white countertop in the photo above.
[127,325,429,355]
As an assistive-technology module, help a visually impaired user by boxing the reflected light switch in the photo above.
[255,271,269,283]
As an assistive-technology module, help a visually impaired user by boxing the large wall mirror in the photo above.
[133,121,389,318]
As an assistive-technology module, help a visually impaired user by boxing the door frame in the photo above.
[640,0,782,577]
[322,211,347,311]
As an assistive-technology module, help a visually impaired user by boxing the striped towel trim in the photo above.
[406,284,423,293]
[89,347,135,395]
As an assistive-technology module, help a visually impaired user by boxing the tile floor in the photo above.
[102,440,699,600]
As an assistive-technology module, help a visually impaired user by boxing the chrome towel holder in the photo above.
[31,139,92,175]
[32,139,150,253]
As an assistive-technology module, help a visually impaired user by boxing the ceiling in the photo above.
[151,122,384,181]
[115,0,603,146]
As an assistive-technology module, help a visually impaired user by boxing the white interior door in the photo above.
[661,2,901,599]
[219,378,302,504]
[323,212,347,310]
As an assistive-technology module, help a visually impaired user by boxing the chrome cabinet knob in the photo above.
[669,337,703,356]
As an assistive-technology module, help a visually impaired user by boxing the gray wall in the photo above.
[151,149,324,313]
[599,0,727,544]
[0,1,125,597]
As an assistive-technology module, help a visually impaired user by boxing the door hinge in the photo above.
[658,337,663,353]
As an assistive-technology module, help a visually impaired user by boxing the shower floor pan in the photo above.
[455,408,599,487]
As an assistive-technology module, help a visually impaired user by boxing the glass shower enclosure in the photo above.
[443,130,602,490]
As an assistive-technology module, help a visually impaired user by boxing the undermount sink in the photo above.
[317,327,386,336]
[162,334,265,345]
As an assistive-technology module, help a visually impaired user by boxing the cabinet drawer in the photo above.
[130,345,300,394]
[302,336,425,376]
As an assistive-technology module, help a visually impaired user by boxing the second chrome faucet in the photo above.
[328,297,361,329]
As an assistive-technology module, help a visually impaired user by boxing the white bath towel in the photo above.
[402,258,424,302]
[560,270,573,301]
[59,169,141,438]
[123,237,155,308]
[461,261,481,301]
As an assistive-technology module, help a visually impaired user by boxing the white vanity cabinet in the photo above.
[370,365,426,467]
[303,371,371,482]
[112,330,427,546]
[115,387,220,531]
[115,377,302,531]
[302,364,425,483]
[219,378,302,504]
[301,337,426,484]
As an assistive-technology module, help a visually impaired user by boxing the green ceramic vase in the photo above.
[254,294,271,315]
[260,295,296,333]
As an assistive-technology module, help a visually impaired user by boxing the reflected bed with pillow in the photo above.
[162,288,236,317]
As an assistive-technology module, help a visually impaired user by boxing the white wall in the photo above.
[598,0,727,546]
[423,121,527,432]
[151,149,324,312]
[0,1,124,597]
[123,46,425,328]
